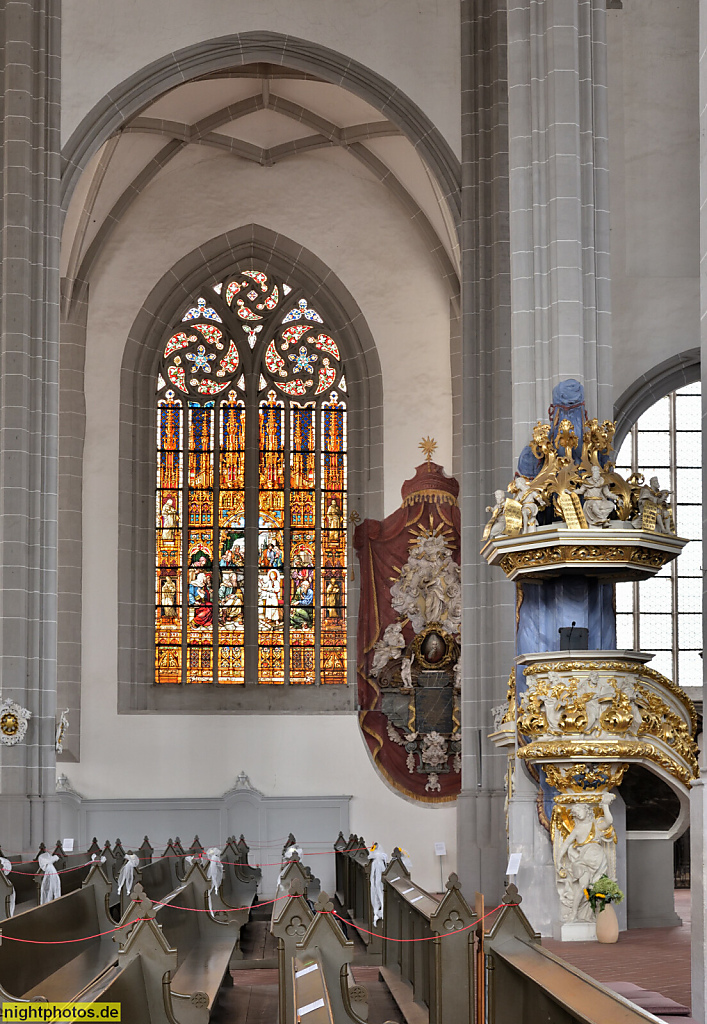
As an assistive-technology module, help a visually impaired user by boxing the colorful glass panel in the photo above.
[155,396,183,683]
[155,269,347,687]
[186,404,214,681]
[320,398,347,684]
[218,393,245,683]
[258,392,285,682]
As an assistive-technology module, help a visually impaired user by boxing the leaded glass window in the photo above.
[615,381,702,687]
[155,270,347,685]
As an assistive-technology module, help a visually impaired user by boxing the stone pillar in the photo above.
[457,0,515,901]
[0,0,61,849]
[691,773,707,1023]
[696,0,707,1018]
[506,0,612,448]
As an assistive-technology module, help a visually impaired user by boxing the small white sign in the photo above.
[506,852,521,876]
[434,842,447,857]
[62,838,74,853]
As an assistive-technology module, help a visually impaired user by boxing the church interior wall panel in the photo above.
[64,115,457,892]
[608,0,699,400]
[60,3,462,161]
[61,718,456,893]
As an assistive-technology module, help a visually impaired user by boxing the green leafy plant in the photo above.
[584,875,624,913]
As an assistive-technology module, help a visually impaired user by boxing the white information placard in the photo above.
[62,838,75,853]
[434,842,447,857]
[506,852,521,876]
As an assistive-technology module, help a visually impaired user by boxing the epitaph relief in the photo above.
[354,460,461,801]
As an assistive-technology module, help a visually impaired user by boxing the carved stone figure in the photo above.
[514,476,545,533]
[390,531,462,634]
[634,476,672,533]
[420,731,448,768]
[55,708,69,754]
[400,655,413,688]
[576,465,615,526]
[370,622,406,678]
[555,794,616,923]
[485,489,509,539]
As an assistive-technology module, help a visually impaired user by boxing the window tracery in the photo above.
[155,268,347,685]
[615,381,702,688]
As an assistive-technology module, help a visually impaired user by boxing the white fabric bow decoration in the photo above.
[38,852,61,905]
[0,857,15,917]
[276,844,304,891]
[205,847,223,912]
[368,845,389,927]
[117,853,139,896]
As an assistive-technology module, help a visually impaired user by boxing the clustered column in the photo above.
[0,1,61,846]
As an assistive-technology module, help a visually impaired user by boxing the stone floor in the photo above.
[544,890,692,1010]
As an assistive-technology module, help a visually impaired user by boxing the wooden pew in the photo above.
[145,859,245,1008]
[381,850,476,1024]
[333,832,382,956]
[483,885,662,1024]
[0,861,133,1009]
[219,835,261,912]
[271,875,316,1024]
[290,891,370,1024]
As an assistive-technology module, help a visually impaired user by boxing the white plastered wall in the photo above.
[68,143,457,892]
[61,0,461,159]
[608,0,700,399]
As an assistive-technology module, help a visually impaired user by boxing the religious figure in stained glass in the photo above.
[154,267,347,686]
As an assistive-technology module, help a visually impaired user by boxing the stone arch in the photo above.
[61,31,461,232]
[117,224,383,712]
[613,348,700,449]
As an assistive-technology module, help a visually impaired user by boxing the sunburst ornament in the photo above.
[0,696,31,746]
[419,436,437,465]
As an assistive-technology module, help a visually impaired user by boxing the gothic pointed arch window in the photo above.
[154,269,347,685]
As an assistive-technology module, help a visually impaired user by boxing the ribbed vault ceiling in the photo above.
[61,64,460,311]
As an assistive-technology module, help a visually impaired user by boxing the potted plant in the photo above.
[584,875,624,943]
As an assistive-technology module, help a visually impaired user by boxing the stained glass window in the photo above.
[155,269,348,685]
[615,381,702,688]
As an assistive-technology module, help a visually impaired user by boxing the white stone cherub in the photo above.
[370,622,406,678]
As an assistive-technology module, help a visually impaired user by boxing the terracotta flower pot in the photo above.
[595,902,619,943]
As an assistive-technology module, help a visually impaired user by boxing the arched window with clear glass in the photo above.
[615,381,702,688]
[154,270,347,686]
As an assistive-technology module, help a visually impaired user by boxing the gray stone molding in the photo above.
[457,0,515,902]
[613,349,700,450]
[60,31,461,234]
[54,773,350,899]
[507,0,613,447]
[0,0,62,849]
[117,224,383,712]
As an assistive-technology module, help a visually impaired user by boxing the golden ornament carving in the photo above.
[518,739,695,787]
[544,762,628,794]
[501,669,516,725]
[522,659,697,735]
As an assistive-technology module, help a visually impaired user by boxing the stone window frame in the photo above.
[118,226,383,713]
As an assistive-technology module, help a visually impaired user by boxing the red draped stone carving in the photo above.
[354,462,461,802]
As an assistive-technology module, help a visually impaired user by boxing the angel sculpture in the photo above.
[370,622,406,678]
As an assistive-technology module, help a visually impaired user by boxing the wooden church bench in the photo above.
[0,862,130,1009]
[484,887,666,1024]
[292,951,334,1024]
[147,861,244,1007]
[289,891,370,1024]
[333,832,382,956]
[219,835,261,912]
[380,850,475,1024]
